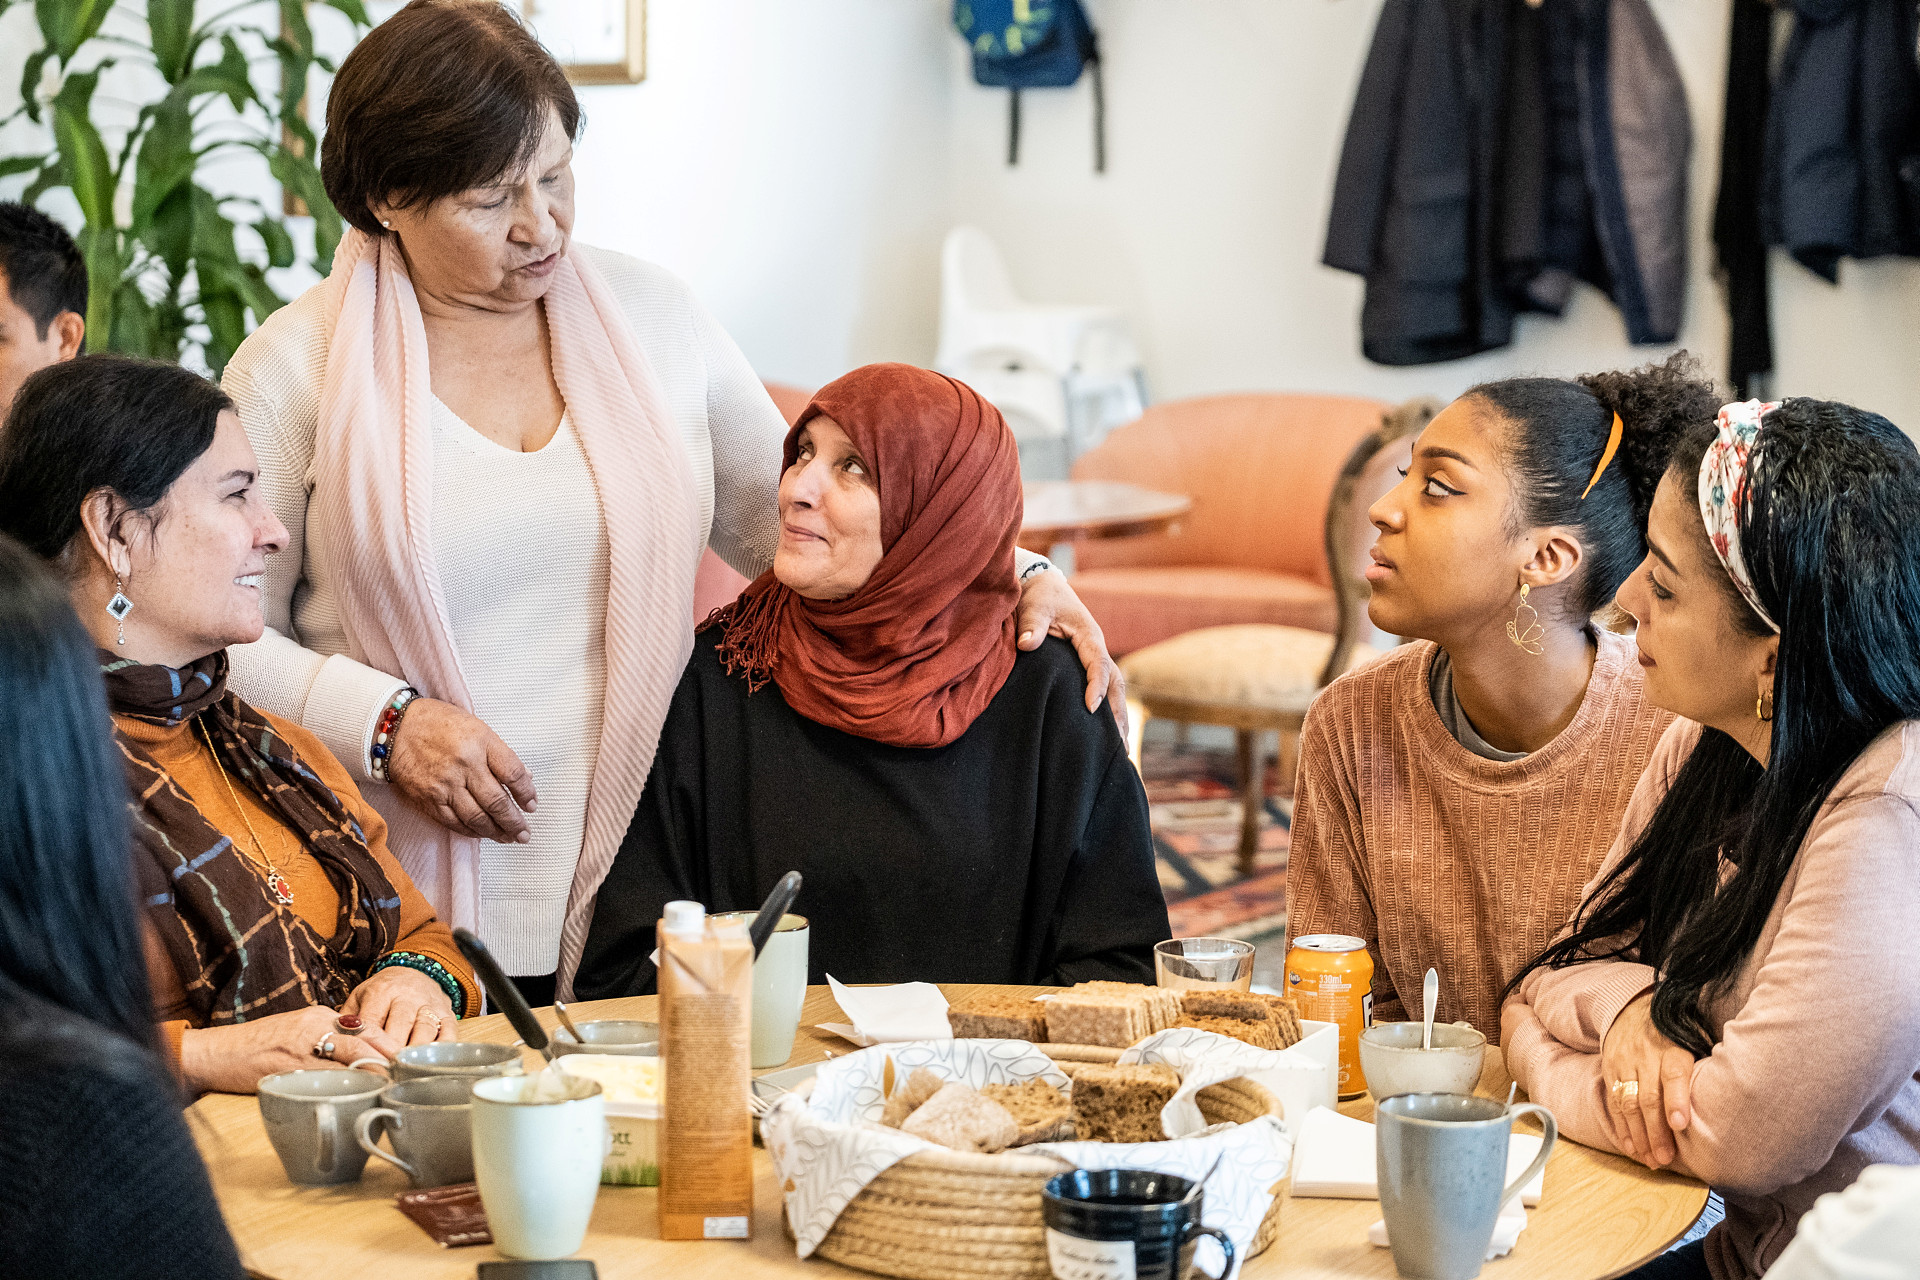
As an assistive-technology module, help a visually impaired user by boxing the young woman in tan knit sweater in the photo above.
[1286,355,1717,1037]
[1503,398,1920,1280]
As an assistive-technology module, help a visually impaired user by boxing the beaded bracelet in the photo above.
[371,950,468,1018]
[1018,556,1056,582]
[369,687,419,785]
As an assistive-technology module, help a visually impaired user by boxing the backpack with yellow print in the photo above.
[953,0,1105,171]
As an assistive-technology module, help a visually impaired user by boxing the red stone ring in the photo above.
[334,1014,364,1035]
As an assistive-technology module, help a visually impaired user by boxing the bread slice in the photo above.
[1069,1063,1180,1144]
[1243,991,1305,1048]
[981,1079,1073,1146]
[1173,1012,1283,1051]
[899,1083,1019,1153]
[1043,993,1146,1049]
[1178,991,1271,1021]
[880,1066,947,1129]
[1073,982,1181,1034]
[948,993,1048,1042]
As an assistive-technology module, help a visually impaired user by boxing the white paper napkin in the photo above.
[1368,1200,1529,1258]
[1289,1107,1546,1206]
[816,976,953,1046]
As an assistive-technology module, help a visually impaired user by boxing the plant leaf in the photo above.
[320,0,371,27]
[132,92,194,233]
[0,154,46,178]
[36,0,112,63]
[254,215,294,269]
[109,275,157,357]
[148,0,194,82]
[142,183,193,276]
[51,72,114,228]
[22,156,66,205]
[19,48,51,125]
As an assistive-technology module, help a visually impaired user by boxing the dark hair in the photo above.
[1512,398,1920,1055]
[0,532,159,1057]
[1466,352,1722,615]
[0,355,230,566]
[0,201,87,337]
[322,0,583,235]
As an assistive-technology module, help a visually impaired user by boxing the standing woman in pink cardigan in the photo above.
[219,0,1117,1004]
[1503,398,1920,1280]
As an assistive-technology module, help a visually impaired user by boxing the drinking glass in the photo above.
[1154,937,1256,991]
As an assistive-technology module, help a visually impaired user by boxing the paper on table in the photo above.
[1290,1107,1546,1206]
[816,976,953,1046]
[1368,1201,1529,1258]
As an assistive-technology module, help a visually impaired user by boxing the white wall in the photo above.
[5,0,1917,429]
[947,0,1920,429]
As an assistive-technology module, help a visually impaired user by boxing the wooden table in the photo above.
[1020,480,1192,554]
[194,985,1706,1280]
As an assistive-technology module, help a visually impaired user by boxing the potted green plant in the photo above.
[0,0,368,370]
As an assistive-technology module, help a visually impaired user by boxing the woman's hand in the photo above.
[1016,568,1128,736]
[179,1007,401,1095]
[388,697,538,843]
[1599,990,1695,1168]
[341,965,459,1047]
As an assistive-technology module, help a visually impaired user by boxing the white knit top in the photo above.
[220,245,788,973]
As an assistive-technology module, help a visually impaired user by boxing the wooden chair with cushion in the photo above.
[1119,397,1439,875]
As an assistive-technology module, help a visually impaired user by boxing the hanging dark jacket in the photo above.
[1324,0,1690,366]
[1762,0,1920,282]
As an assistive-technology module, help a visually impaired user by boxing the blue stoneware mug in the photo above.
[1042,1168,1237,1280]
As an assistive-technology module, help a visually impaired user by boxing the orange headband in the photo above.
[1580,411,1625,500]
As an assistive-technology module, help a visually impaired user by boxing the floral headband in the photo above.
[1698,399,1781,634]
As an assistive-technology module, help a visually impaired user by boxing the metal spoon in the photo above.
[1180,1152,1225,1205]
[552,998,586,1046]
[1422,967,1439,1051]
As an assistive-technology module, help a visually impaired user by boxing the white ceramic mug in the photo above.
[470,1074,608,1259]
[711,911,810,1068]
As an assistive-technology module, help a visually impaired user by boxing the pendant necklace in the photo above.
[197,720,296,906]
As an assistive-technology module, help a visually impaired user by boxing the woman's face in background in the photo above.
[775,415,884,601]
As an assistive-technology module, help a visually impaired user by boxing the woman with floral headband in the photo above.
[1504,398,1920,1280]
[1286,355,1718,1039]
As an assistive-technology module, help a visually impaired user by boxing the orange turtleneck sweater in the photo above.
[119,708,478,1065]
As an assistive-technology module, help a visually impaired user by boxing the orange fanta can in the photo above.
[1285,934,1374,1098]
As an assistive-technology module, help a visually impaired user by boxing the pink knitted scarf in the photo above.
[308,230,701,995]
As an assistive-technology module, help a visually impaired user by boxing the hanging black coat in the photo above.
[1762,0,1920,282]
[1323,0,1690,366]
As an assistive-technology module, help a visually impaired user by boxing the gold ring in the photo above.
[1611,1079,1640,1105]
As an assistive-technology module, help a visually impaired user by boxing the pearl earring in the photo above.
[381,220,393,229]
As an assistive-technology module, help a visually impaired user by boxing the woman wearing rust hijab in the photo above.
[577,365,1168,994]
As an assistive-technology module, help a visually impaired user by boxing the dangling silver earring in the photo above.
[106,575,134,646]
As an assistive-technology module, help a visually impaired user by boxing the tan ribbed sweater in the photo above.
[1505,719,1920,1280]
[1286,631,1673,1039]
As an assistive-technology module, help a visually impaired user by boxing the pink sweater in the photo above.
[1287,631,1673,1039]
[1503,719,1920,1280]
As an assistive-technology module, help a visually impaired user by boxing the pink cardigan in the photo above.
[1502,719,1920,1280]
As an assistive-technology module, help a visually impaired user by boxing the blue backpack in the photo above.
[953,0,1105,171]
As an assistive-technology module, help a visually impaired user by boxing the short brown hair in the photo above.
[321,0,582,235]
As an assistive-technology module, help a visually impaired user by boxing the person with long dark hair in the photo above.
[1286,355,1718,1037]
[0,355,478,1094]
[1503,398,1920,1280]
[0,533,244,1277]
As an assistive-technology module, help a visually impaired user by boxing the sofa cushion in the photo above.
[1071,566,1336,657]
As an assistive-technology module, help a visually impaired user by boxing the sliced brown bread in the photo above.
[948,993,1049,1042]
[980,1079,1073,1146]
[1043,993,1147,1049]
[1178,990,1272,1021]
[1244,991,1306,1047]
[899,1082,1019,1153]
[880,1066,947,1129]
[1069,1062,1180,1143]
[1173,1012,1283,1051]
[1073,981,1181,1034]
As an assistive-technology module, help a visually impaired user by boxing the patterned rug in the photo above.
[1143,737,1291,942]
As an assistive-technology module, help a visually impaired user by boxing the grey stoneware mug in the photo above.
[258,1068,388,1186]
[390,1041,525,1082]
[1375,1094,1557,1280]
[354,1075,476,1188]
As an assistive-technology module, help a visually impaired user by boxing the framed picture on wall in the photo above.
[512,0,646,84]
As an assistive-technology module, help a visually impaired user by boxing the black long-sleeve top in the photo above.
[576,636,1170,997]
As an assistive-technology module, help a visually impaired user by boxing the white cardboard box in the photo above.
[1241,1018,1338,1133]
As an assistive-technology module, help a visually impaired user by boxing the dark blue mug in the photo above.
[1041,1169,1237,1280]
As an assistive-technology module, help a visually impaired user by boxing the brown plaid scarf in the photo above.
[104,650,403,1026]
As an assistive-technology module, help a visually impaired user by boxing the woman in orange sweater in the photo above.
[0,356,477,1094]
[1286,355,1717,1038]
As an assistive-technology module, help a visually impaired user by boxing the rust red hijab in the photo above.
[709,363,1022,748]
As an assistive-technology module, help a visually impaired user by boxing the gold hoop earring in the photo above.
[1756,688,1774,723]
[1507,582,1543,656]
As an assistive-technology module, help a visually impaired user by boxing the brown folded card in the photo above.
[397,1183,492,1248]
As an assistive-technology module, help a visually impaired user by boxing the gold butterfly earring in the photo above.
[1507,582,1544,656]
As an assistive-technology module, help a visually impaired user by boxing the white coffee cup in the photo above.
[470,1074,608,1259]
[712,911,810,1068]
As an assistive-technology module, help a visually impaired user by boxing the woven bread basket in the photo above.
[809,1073,1285,1280]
